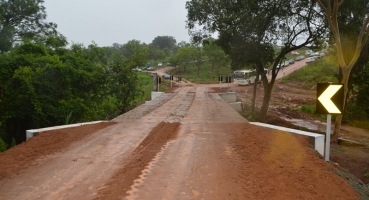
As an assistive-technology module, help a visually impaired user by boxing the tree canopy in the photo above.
[0,0,57,53]
[202,38,228,72]
[0,41,146,148]
[151,36,177,50]
[186,0,325,120]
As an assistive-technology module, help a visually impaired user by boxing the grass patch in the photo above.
[301,105,315,114]
[135,72,154,103]
[160,85,169,92]
[300,105,326,119]
[281,56,339,89]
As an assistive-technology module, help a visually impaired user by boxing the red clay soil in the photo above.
[228,123,359,200]
[0,122,360,199]
[229,80,369,187]
[0,122,116,181]
[0,85,364,199]
[94,122,181,199]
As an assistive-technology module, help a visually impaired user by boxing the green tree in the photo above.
[147,46,165,60]
[0,42,67,143]
[121,40,145,58]
[0,40,148,149]
[202,38,228,72]
[107,52,143,112]
[127,46,149,68]
[317,0,369,141]
[172,46,197,72]
[186,0,324,120]
[0,0,57,53]
[151,36,177,51]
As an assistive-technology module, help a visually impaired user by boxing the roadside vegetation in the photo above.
[167,39,232,84]
[136,73,155,103]
[280,53,369,128]
[281,56,339,89]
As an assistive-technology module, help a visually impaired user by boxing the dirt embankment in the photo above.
[230,80,369,187]
[0,122,116,181]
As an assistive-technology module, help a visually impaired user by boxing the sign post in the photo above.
[218,76,223,89]
[157,77,161,92]
[325,114,331,161]
[170,75,174,88]
[315,83,344,162]
[226,76,232,89]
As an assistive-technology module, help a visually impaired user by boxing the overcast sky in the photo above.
[44,0,191,47]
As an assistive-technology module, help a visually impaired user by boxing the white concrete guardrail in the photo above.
[250,122,325,156]
[217,92,324,155]
[26,121,107,141]
[26,92,166,140]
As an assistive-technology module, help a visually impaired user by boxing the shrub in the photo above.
[0,138,7,152]
[301,105,326,119]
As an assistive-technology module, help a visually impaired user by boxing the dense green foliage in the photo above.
[135,72,155,102]
[0,42,147,147]
[167,41,232,83]
[0,138,7,152]
[345,57,369,122]
[0,0,58,53]
[151,36,176,51]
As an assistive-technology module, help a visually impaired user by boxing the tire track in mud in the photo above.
[93,122,181,200]
[94,90,196,199]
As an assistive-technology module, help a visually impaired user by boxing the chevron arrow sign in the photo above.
[315,83,344,114]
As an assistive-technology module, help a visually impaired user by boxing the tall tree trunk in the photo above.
[251,68,260,113]
[260,69,277,121]
[332,66,352,142]
[260,84,272,122]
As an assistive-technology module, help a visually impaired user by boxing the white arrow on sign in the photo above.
[318,85,342,114]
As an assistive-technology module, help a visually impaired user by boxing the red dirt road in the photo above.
[0,86,360,199]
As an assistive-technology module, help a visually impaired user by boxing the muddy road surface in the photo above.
[0,86,361,199]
